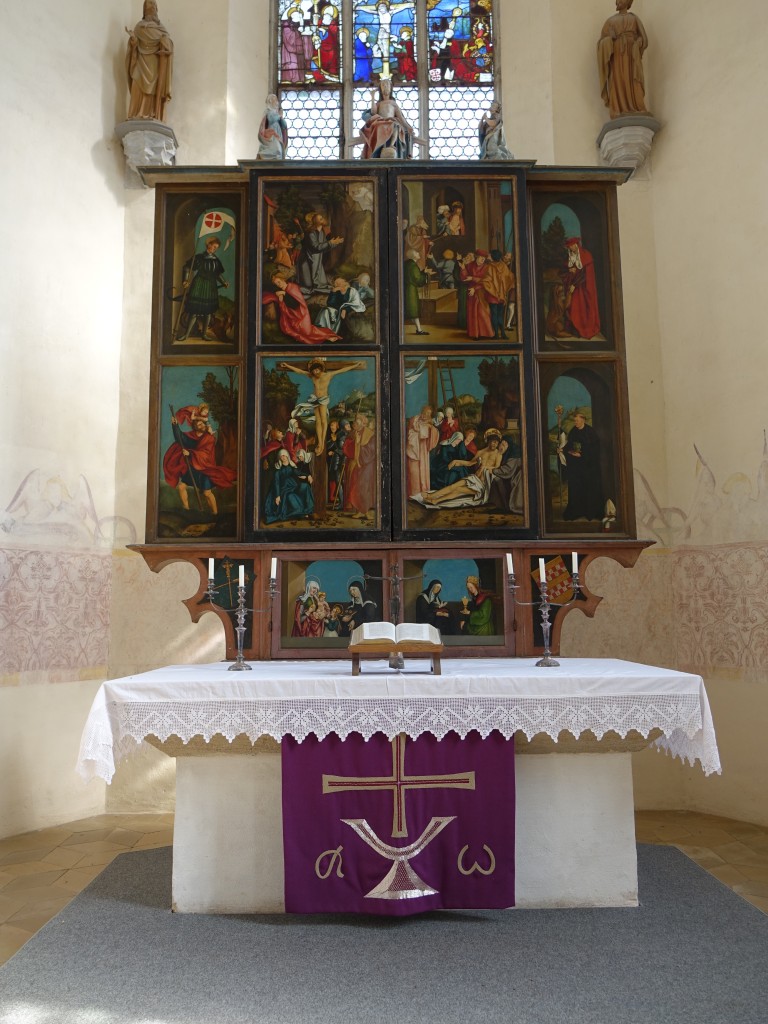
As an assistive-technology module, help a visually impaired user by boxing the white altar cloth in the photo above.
[77,657,720,783]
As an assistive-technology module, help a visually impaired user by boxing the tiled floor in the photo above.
[0,809,765,966]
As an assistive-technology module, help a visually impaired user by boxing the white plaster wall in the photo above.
[0,683,106,837]
[0,0,127,838]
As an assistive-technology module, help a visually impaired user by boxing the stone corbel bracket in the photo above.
[597,115,661,175]
[116,119,178,189]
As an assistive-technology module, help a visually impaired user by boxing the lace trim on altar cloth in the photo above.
[77,693,721,783]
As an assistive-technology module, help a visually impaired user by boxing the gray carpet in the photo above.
[1,845,766,1024]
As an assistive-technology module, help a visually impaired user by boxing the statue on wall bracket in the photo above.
[117,1,176,188]
[596,0,659,174]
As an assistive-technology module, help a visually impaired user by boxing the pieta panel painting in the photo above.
[402,353,526,533]
[402,556,505,647]
[159,192,241,355]
[259,178,378,347]
[532,191,613,352]
[541,364,621,535]
[157,365,239,540]
[256,354,380,533]
[398,176,520,345]
[279,558,384,650]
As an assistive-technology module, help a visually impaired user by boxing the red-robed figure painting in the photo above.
[163,415,236,515]
[263,271,341,345]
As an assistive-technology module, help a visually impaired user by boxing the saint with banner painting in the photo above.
[159,190,242,356]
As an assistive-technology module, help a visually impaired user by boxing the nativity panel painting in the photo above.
[256,353,382,534]
[402,555,506,648]
[400,352,527,535]
[532,190,614,352]
[155,365,239,540]
[540,363,625,536]
[259,177,378,347]
[158,191,242,356]
[278,557,384,651]
[398,175,521,345]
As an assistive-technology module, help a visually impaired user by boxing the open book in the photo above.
[349,621,442,652]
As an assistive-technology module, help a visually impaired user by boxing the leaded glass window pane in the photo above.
[280,89,342,159]
[427,0,494,85]
[279,1,342,85]
[428,85,493,160]
[352,0,418,84]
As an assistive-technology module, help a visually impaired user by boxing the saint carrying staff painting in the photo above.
[159,192,241,356]
[279,558,384,649]
[541,364,621,535]
[157,365,239,540]
[402,556,504,646]
[256,354,380,533]
[260,178,378,347]
[398,176,520,345]
[533,191,613,351]
[401,352,526,533]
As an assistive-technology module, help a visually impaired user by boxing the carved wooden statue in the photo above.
[597,0,650,119]
[353,78,425,160]
[257,94,289,160]
[479,100,513,160]
[125,1,174,122]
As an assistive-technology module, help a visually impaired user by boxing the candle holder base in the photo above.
[228,659,253,672]
[535,654,560,668]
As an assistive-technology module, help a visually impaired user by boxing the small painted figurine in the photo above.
[479,100,513,160]
[257,94,289,160]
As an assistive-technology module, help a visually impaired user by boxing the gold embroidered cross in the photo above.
[322,733,475,838]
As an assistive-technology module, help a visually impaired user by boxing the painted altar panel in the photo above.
[531,189,616,353]
[156,190,244,357]
[402,554,506,648]
[538,361,629,537]
[398,350,528,536]
[155,364,240,541]
[255,353,383,535]
[258,175,380,348]
[277,555,385,651]
[396,174,522,346]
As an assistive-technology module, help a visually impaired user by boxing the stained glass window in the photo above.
[274,0,498,160]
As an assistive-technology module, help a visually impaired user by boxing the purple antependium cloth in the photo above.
[281,730,515,915]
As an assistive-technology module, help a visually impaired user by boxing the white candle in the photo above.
[539,557,547,587]
[239,565,245,588]
[506,552,514,576]
[208,557,214,580]
[572,551,578,575]
[270,557,278,581]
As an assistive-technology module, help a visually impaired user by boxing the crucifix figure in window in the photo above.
[356,1,415,79]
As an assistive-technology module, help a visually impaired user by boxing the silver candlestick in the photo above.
[206,573,278,671]
[507,566,581,668]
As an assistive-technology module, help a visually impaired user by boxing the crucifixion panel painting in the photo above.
[147,165,635,546]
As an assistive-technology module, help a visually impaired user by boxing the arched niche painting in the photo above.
[401,555,506,648]
[532,191,614,353]
[399,351,527,536]
[258,176,379,347]
[158,191,243,356]
[155,364,240,540]
[278,557,385,652]
[398,174,522,346]
[540,364,625,536]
